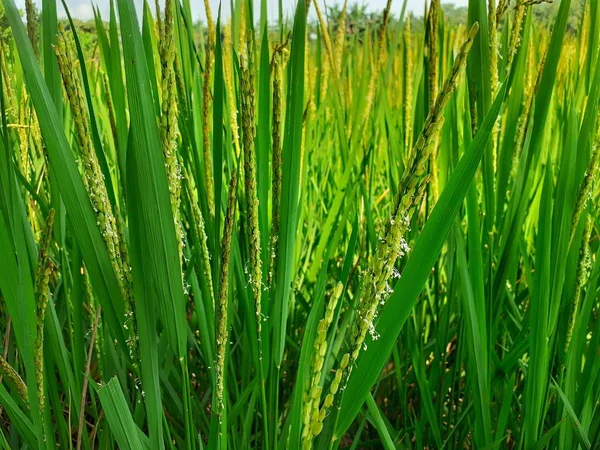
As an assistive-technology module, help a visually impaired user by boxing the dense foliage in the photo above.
[0,0,598,448]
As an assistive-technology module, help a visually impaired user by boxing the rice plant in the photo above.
[0,0,598,448]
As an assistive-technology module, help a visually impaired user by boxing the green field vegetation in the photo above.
[0,0,598,448]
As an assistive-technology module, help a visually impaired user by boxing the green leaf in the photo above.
[96,378,146,450]
[116,0,187,446]
[271,0,306,368]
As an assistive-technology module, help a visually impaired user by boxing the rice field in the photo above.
[0,0,598,448]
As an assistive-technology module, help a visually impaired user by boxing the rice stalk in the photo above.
[202,0,216,218]
[54,27,135,356]
[361,0,393,129]
[241,34,264,353]
[564,213,594,353]
[102,72,119,157]
[216,170,238,422]
[0,44,16,122]
[301,283,343,446]
[223,26,241,158]
[488,0,499,174]
[76,305,101,450]
[183,166,215,305]
[404,13,413,152]
[269,46,286,288]
[426,0,440,201]
[496,0,510,24]
[239,0,247,55]
[347,21,478,397]
[86,272,104,378]
[24,0,37,57]
[510,43,546,181]
[507,3,526,72]
[332,1,348,81]
[154,0,163,43]
[569,127,600,244]
[0,355,28,405]
[159,0,184,259]
[316,26,481,448]
[34,209,55,439]
[313,1,335,88]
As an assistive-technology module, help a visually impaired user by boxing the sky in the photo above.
[13,0,468,23]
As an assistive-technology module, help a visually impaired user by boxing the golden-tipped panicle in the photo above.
[301,284,343,447]
[426,0,440,201]
[159,0,184,257]
[34,209,55,432]
[203,0,216,218]
[0,355,28,404]
[307,42,318,122]
[564,213,594,353]
[339,23,478,405]
[312,1,332,101]
[426,0,439,109]
[404,14,413,152]
[488,0,499,98]
[216,170,238,420]
[223,26,242,157]
[54,27,135,351]
[361,0,392,128]
[313,1,336,79]
[333,0,348,79]
[319,38,331,101]
[507,3,526,73]
[0,44,16,119]
[155,0,163,43]
[241,36,263,346]
[183,166,215,305]
[579,4,590,69]
[488,0,500,176]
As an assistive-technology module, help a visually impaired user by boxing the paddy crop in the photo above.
[0,0,598,448]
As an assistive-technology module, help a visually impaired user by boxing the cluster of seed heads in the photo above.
[302,283,344,447]
[268,43,288,287]
[54,26,137,361]
[0,354,28,405]
[305,26,480,446]
[241,34,264,348]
